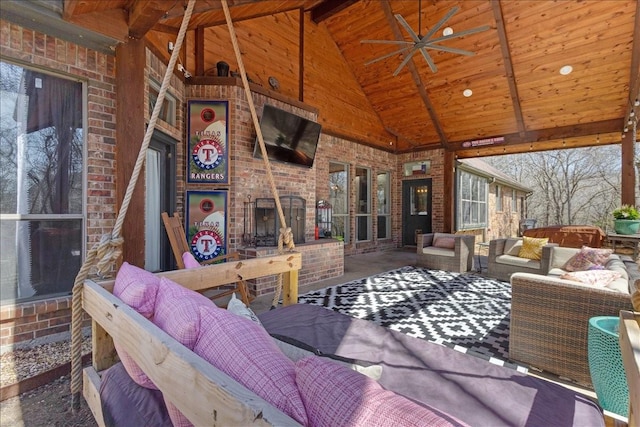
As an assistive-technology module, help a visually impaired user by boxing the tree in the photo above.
[485,145,622,230]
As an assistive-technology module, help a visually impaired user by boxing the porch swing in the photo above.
[69,0,301,422]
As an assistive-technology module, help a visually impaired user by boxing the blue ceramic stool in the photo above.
[588,316,629,417]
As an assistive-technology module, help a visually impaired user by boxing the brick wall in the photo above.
[0,20,448,348]
[0,296,91,352]
[240,240,344,296]
[397,150,446,233]
[0,22,117,350]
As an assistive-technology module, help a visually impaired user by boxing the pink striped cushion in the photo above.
[153,277,216,350]
[112,262,161,389]
[113,262,159,318]
[295,356,468,427]
[153,277,223,427]
[193,305,308,426]
[182,251,201,268]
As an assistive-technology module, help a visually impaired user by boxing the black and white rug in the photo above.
[298,266,527,373]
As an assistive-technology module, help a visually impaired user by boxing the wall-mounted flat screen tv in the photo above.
[253,104,322,168]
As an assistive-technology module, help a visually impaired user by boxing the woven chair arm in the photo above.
[510,273,633,386]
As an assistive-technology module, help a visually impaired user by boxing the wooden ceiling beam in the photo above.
[63,8,129,42]
[623,0,640,132]
[310,0,360,23]
[492,0,526,137]
[62,0,80,20]
[380,0,448,148]
[195,26,205,77]
[446,118,623,152]
[161,0,260,19]
[128,0,176,39]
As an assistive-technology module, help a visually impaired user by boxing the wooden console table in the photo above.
[607,233,640,260]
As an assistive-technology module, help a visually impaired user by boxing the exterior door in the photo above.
[145,131,176,272]
[402,179,432,246]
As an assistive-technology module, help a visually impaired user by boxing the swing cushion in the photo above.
[182,252,201,268]
[112,262,161,389]
[295,356,467,427]
[193,305,308,425]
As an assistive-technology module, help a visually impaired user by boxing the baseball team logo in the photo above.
[192,138,223,170]
[190,229,223,261]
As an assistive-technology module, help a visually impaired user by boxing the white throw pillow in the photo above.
[226,293,261,324]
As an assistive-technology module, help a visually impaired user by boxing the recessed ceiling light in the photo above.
[443,27,453,36]
[463,89,473,97]
[559,65,573,75]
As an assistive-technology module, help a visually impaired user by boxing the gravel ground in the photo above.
[1,338,97,426]
[1,339,92,387]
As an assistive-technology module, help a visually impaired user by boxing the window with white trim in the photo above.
[496,185,503,211]
[376,171,391,239]
[0,61,85,303]
[355,166,371,242]
[457,170,488,229]
[329,162,349,243]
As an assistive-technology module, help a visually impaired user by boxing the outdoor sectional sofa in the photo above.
[79,255,614,426]
[510,247,638,387]
[487,237,556,282]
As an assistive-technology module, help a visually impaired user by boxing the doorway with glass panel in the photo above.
[145,131,176,272]
[402,179,432,246]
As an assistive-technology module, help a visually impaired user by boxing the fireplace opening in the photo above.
[249,196,306,247]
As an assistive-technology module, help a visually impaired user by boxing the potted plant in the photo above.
[612,205,640,235]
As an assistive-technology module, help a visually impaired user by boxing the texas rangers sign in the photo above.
[187,100,229,184]
[185,190,228,260]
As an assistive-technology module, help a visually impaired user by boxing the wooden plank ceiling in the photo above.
[60,0,640,157]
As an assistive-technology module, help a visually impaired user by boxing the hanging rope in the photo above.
[69,0,197,411]
[220,0,295,309]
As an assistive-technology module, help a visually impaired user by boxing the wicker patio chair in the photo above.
[510,272,634,387]
[416,233,475,273]
[487,238,555,282]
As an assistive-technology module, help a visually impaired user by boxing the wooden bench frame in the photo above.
[78,251,639,427]
[81,253,303,426]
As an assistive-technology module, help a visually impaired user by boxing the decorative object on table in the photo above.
[588,316,629,417]
[216,61,229,77]
[186,100,229,184]
[612,204,640,235]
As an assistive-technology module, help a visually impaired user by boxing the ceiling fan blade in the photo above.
[361,39,414,45]
[418,48,438,73]
[428,25,491,44]
[364,45,413,66]
[421,6,459,41]
[424,44,475,56]
[395,14,421,43]
[393,47,419,76]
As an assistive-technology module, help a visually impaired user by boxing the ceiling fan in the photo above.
[361,2,490,76]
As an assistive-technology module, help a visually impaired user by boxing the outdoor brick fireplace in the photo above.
[250,196,306,246]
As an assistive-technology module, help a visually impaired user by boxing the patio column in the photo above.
[115,39,146,268]
[444,150,455,232]
[621,130,636,206]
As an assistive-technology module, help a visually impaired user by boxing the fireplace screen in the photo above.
[255,198,277,247]
[250,196,306,247]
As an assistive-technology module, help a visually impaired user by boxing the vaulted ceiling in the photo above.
[5,0,639,157]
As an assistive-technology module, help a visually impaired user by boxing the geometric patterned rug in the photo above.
[298,266,528,373]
